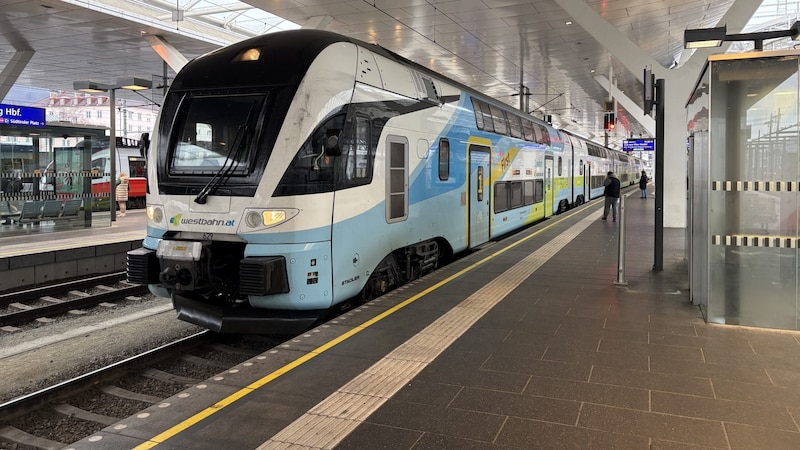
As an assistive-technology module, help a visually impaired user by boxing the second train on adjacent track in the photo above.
[128,30,642,333]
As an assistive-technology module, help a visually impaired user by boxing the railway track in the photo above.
[0,273,149,329]
[0,331,282,449]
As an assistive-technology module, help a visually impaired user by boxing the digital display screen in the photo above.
[0,103,46,127]
[622,139,654,152]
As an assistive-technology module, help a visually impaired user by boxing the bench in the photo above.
[17,200,43,226]
[18,199,83,232]
[1,201,21,224]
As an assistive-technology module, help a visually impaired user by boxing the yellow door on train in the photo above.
[544,155,554,218]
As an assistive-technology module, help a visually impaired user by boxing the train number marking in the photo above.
[202,233,213,240]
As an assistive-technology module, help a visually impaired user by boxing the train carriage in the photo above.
[128,30,642,334]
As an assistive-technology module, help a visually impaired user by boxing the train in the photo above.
[127,29,643,334]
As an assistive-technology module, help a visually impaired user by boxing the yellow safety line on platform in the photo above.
[133,203,600,450]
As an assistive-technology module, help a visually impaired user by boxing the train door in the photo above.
[468,144,490,247]
[584,163,591,201]
[544,155,554,217]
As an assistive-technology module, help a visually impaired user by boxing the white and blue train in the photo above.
[128,30,642,333]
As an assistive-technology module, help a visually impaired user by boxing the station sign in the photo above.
[0,103,46,127]
[622,138,654,152]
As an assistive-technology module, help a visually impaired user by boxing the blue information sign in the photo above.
[622,138,654,152]
[0,103,46,127]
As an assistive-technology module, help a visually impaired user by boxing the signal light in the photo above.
[603,112,616,131]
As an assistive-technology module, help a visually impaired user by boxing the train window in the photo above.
[510,181,523,208]
[438,138,450,181]
[489,105,508,135]
[533,123,550,146]
[387,136,408,222]
[507,114,522,139]
[344,116,371,182]
[128,158,146,178]
[579,159,583,175]
[533,179,544,203]
[523,180,534,205]
[494,182,508,213]
[471,98,485,130]
[478,101,494,132]
[275,114,346,196]
[168,94,265,176]
[522,119,535,142]
[557,157,562,177]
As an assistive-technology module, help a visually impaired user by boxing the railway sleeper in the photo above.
[99,385,161,404]
[0,424,65,450]
[141,368,200,386]
[52,403,118,426]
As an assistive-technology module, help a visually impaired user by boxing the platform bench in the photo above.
[18,199,83,232]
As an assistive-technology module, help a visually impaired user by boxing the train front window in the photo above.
[169,94,265,176]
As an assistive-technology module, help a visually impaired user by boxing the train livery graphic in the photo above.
[127,30,642,334]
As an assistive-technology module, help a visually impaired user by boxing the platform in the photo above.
[67,189,800,450]
[0,210,146,292]
[0,209,146,258]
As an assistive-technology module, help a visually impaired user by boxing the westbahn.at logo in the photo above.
[169,214,235,227]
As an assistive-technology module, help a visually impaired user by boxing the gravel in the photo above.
[0,294,203,404]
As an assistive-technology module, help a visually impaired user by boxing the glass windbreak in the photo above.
[707,55,799,329]
[169,94,265,176]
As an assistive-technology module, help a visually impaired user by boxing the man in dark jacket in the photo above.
[601,171,621,222]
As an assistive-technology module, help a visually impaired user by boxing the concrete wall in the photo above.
[0,240,140,292]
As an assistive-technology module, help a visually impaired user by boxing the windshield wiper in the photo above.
[194,105,257,205]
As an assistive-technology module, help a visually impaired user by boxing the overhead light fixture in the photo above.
[685,21,800,51]
[73,80,108,93]
[116,76,153,91]
[684,26,726,49]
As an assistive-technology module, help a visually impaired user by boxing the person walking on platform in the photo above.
[116,172,129,217]
[601,171,620,222]
[639,170,649,198]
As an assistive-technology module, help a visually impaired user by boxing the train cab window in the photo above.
[275,114,346,196]
[438,138,450,181]
[168,94,265,176]
[343,115,371,182]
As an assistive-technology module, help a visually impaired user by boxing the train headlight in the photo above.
[234,47,261,62]
[245,211,262,228]
[147,205,164,223]
[242,208,298,230]
[262,210,287,226]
